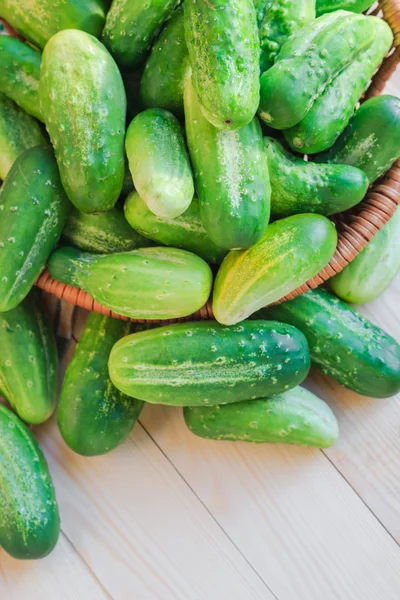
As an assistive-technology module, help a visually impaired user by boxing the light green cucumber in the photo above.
[316,0,375,16]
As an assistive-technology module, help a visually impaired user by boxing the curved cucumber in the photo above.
[184,386,339,447]
[184,0,260,130]
[40,30,126,214]
[264,137,369,217]
[108,320,310,406]
[48,245,213,320]
[316,0,375,16]
[125,108,194,219]
[184,78,270,250]
[213,214,337,326]
[0,405,60,559]
[0,146,70,312]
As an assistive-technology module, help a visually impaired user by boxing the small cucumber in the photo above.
[124,191,227,264]
[260,288,400,398]
[213,214,337,326]
[0,405,60,559]
[58,314,144,456]
[0,146,70,312]
[40,29,126,214]
[184,0,260,130]
[264,137,369,217]
[108,320,310,406]
[48,245,213,320]
[316,0,375,16]
[184,386,339,448]
[184,78,270,250]
[125,108,194,219]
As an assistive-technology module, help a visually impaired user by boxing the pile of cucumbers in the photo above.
[0,0,400,560]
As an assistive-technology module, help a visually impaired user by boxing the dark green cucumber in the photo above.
[108,320,310,406]
[124,191,227,264]
[0,146,70,312]
[40,30,126,214]
[184,386,339,447]
[58,314,144,456]
[0,405,60,559]
[48,245,212,320]
[184,0,260,130]
[184,78,270,250]
[259,288,400,398]
[264,137,369,217]
[316,0,375,16]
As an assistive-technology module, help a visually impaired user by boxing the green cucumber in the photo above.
[0,36,42,121]
[48,245,213,320]
[259,288,400,398]
[184,386,339,447]
[258,11,376,130]
[108,320,310,406]
[58,314,144,456]
[315,95,400,183]
[0,94,45,181]
[330,206,400,304]
[0,146,70,312]
[184,0,260,130]
[125,108,194,219]
[213,214,337,326]
[264,137,369,217]
[40,29,126,214]
[184,78,270,250]
[316,0,375,16]
[124,191,227,264]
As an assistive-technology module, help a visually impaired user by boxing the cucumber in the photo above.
[184,78,270,250]
[0,0,106,49]
[58,314,144,456]
[124,191,228,264]
[316,0,375,16]
[258,11,376,130]
[284,17,393,154]
[264,137,369,217]
[330,206,400,304]
[108,320,310,406]
[47,245,213,320]
[0,146,70,312]
[315,96,400,183]
[259,288,400,398]
[184,0,260,130]
[0,94,45,180]
[102,0,179,68]
[0,36,42,121]
[125,108,194,219]
[184,386,339,447]
[40,29,126,214]
[213,214,337,326]
[0,405,60,559]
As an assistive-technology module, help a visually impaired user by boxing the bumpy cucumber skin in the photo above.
[0,94,45,181]
[48,246,213,320]
[102,0,179,68]
[0,0,105,49]
[184,0,260,130]
[0,405,60,559]
[40,30,126,214]
[125,108,194,219]
[213,214,337,326]
[184,78,270,250]
[184,386,339,447]
[58,314,144,456]
[109,320,310,406]
[284,18,393,154]
[330,206,400,304]
[0,36,42,121]
[258,12,376,130]
[260,288,400,398]
[316,0,375,16]
[0,146,70,312]
[316,96,400,183]
[264,137,369,217]
[124,191,227,264]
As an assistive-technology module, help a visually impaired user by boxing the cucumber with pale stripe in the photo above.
[316,0,375,16]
